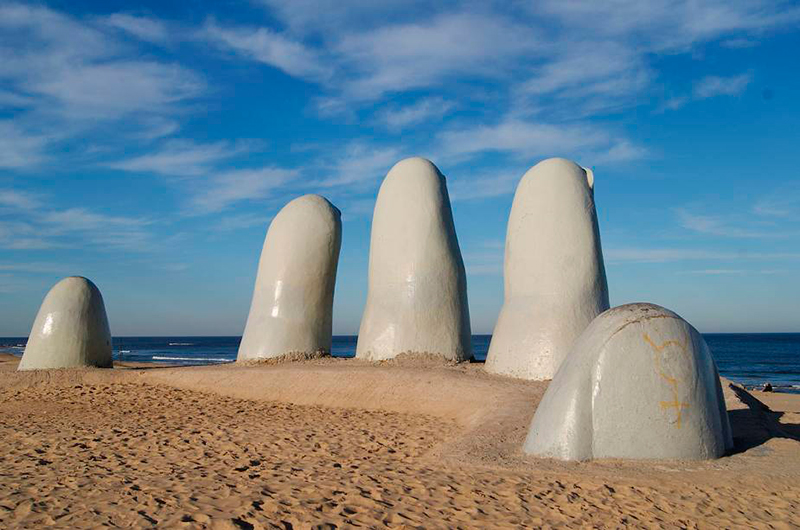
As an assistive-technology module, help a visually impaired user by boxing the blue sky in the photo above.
[1,0,799,336]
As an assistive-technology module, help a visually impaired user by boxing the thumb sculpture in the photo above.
[19,276,113,371]
[485,157,609,380]
[525,303,733,461]
[356,157,472,362]
[237,194,342,361]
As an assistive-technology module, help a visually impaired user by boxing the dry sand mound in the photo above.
[1,358,799,528]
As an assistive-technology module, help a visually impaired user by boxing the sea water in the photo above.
[2,333,798,393]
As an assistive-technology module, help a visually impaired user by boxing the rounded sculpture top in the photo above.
[384,157,443,185]
[19,276,113,371]
[524,302,733,461]
[260,194,341,278]
[370,157,453,268]
[506,157,599,296]
[272,194,341,231]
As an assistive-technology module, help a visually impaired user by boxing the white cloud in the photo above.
[135,117,181,140]
[438,119,600,160]
[437,118,644,164]
[334,12,539,100]
[0,89,35,108]
[0,262,66,273]
[605,247,800,263]
[1,4,203,120]
[189,168,295,214]
[693,72,753,99]
[41,208,152,233]
[593,140,649,164]
[212,213,273,232]
[316,143,403,189]
[0,204,157,252]
[448,171,521,202]
[516,41,651,117]
[676,209,773,238]
[103,13,169,43]
[462,240,507,276]
[680,269,745,275]
[0,2,204,170]
[254,0,432,36]
[203,19,331,81]
[753,190,800,219]
[0,220,58,250]
[378,97,455,130]
[0,121,49,169]
[32,61,203,120]
[108,140,251,176]
[0,189,42,211]
[530,0,800,51]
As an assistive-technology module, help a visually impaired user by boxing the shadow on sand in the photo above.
[728,385,800,455]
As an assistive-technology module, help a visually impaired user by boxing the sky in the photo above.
[1,0,799,337]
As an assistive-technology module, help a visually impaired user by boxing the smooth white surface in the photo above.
[485,157,609,380]
[356,157,472,361]
[524,303,734,461]
[237,194,342,361]
[19,276,112,371]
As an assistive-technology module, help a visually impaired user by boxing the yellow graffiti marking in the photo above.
[643,333,690,428]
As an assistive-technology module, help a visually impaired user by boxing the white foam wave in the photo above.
[168,342,194,346]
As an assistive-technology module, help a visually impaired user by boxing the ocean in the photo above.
[2,333,799,393]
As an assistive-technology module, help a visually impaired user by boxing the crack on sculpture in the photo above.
[643,333,690,428]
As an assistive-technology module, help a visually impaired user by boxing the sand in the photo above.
[1,353,799,528]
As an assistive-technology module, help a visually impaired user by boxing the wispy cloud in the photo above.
[378,97,455,130]
[39,208,156,251]
[678,268,788,275]
[606,247,800,263]
[0,189,43,211]
[0,121,49,169]
[448,171,521,202]
[0,2,204,169]
[189,168,295,214]
[211,213,273,232]
[316,143,403,189]
[333,12,539,100]
[108,140,252,177]
[753,188,800,219]
[694,72,753,99]
[0,262,67,273]
[437,118,645,164]
[203,18,331,81]
[676,208,774,238]
[102,13,169,44]
[463,240,507,276]
[0,206,157,253]
[529,0,800,51]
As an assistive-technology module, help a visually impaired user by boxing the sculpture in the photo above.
[485,158,609,380]
[237,194,342,361]
[524,303,733,461]
[356,157,472,361]
[19,276,113,370]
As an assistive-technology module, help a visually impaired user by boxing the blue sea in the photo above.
[2,334,799,393]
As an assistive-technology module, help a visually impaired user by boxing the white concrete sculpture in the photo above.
[485,157,609,380]
[525,303,733,461]
[356,157,472,361]
[18,276,113,371]
[237,194,342,361]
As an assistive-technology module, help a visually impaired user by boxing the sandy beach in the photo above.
[1,352,799,528]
